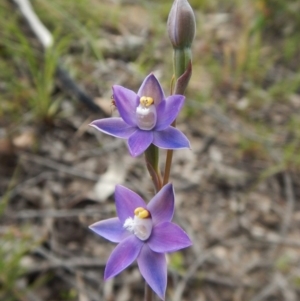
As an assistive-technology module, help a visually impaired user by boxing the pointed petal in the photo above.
[153,127,190,150]
[155,95,185,131]
[104,235,143,279]
[89,217,128,243]
[148,222,192,253]
[137,74,165,106]
[90,118,136,138]
[115,185,147,223]
[137,244,167,300]
[147,183,174,225]
[128,130,153,157]
[113,85,139,126]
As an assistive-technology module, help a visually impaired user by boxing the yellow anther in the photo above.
[134,207,144,215]
[140,96,154,107]
[134,207,150,219]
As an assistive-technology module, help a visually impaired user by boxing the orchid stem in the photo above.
[163,119,176,185]
[145,144,163,192]
[163,149,173,186]
[144,283,154,301]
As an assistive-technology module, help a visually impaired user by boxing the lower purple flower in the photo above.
[89,183,192,300]
[90,74,190,157]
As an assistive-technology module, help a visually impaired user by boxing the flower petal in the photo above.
[148,222,192,253]
[89,217,128,243]
[104,235,143,280]
[147,183,174,225]
[90,118,136,138]
[153,126,190,149]
[128,130,153,157]
[137,244,167,300]
[115,185,147,223]
[154,95,185,131]
[137,74,165,107]
[113,85,139,126]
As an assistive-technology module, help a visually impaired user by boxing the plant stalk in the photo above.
[163,47,191,185]
[163,120,176,186]
[145,144,163,192]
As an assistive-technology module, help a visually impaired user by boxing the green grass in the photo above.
[0,228,40,301]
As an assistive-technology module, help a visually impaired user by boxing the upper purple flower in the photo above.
[90,74,190,157]
[89,183,192,300]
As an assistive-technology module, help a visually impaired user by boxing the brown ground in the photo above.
[1,1,300,301]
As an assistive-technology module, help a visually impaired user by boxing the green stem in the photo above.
[145,144,162,192]
[163,120,176,186]
[163,47,191,185]
[174,47,192,79]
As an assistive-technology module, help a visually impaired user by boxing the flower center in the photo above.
[140,96,154,107]
[136,96,157,130]
[123,207,153,241]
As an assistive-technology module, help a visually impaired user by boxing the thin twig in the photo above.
[19,152,99,181]
[252,236,300,248]
[281,172,295,237]
[56,269,100,301]
[25,256,106,274]
[7,171,53,199]
[6,207,110,219]
[249,275,277,301]
[78,139,124,159]
[173,253,210,301]
[34,247,103,285]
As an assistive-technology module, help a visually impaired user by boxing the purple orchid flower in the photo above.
[90,74,190,157]
[89,183,192,300]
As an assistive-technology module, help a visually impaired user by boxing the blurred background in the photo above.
[1,0,300,300]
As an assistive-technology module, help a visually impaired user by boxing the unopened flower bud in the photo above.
[167,0,196,49]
